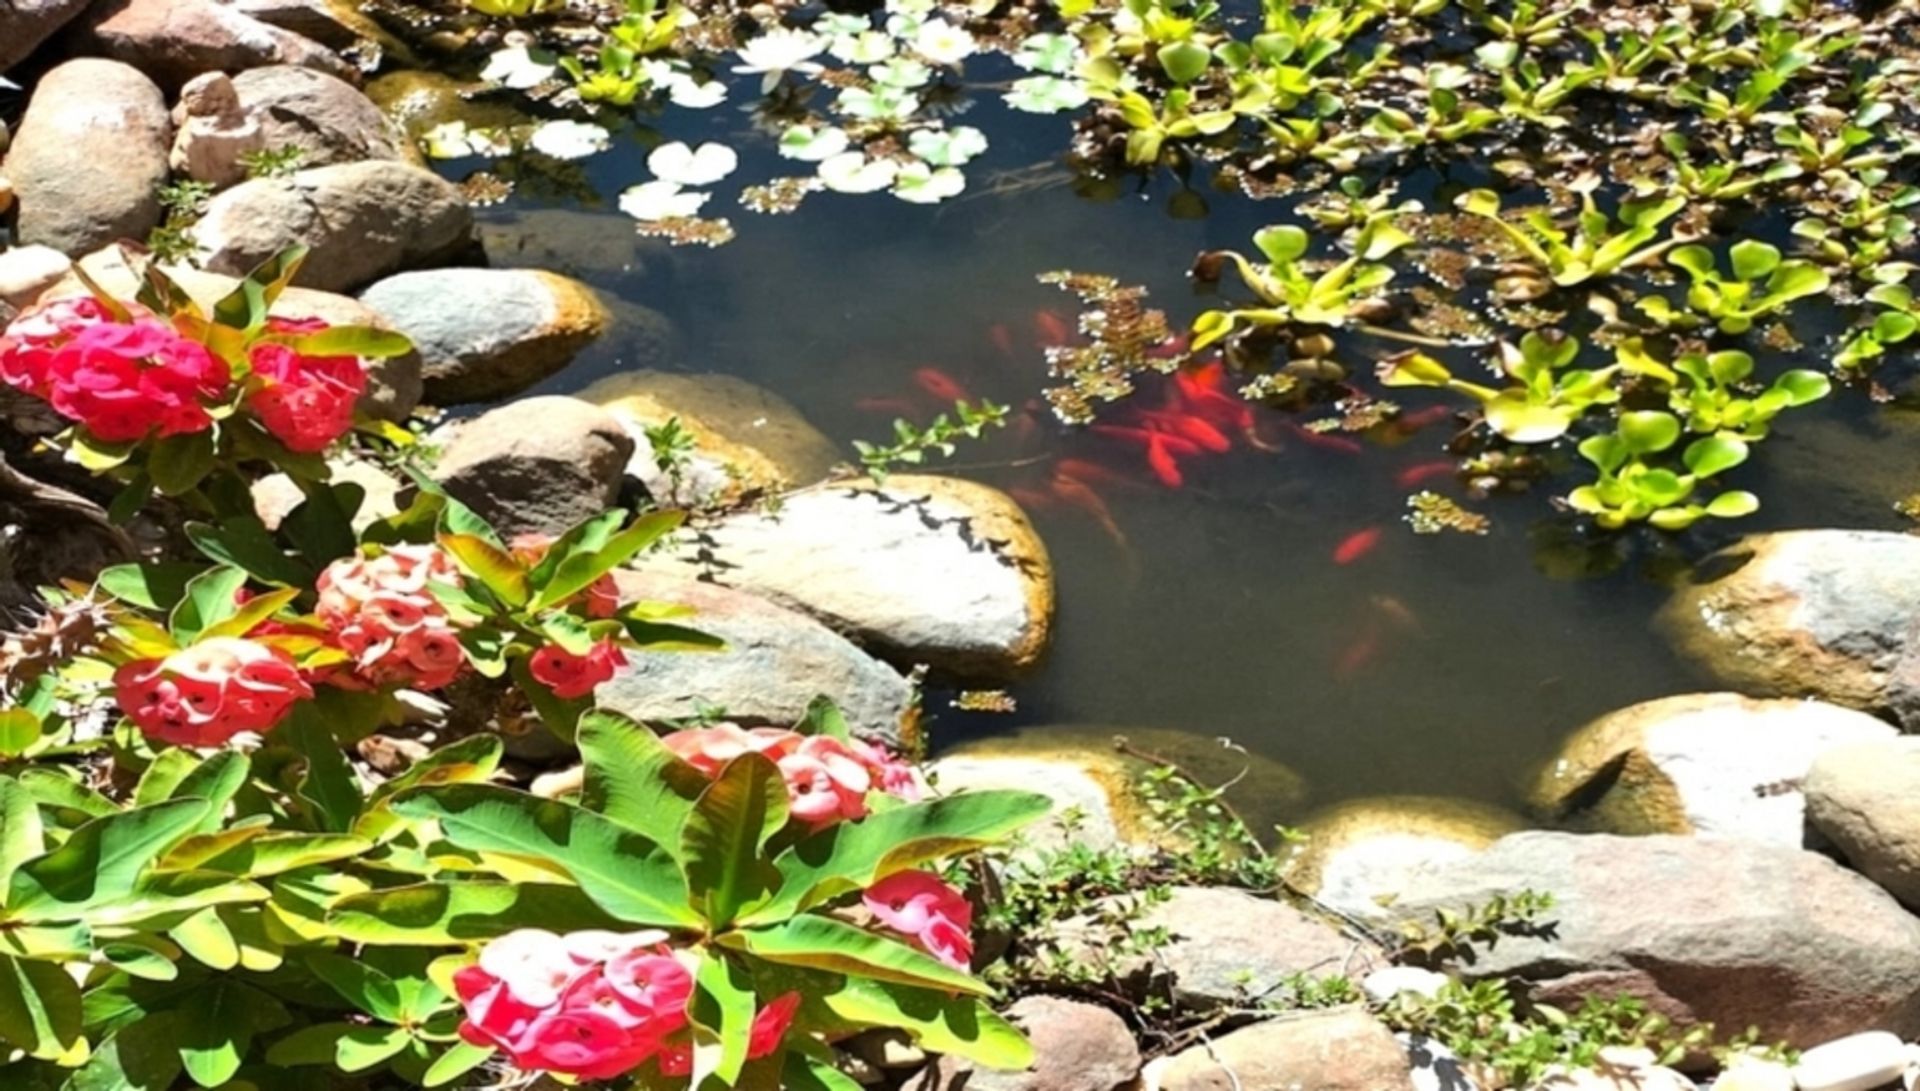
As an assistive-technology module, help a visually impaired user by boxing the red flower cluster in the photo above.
[114,637,313,747]
[315,546,468,690]
[663,725,921,828]
[864,870,975,970]
[454,929,796,1080]
[0,299,227,442]
[246,317,365,453]
[529,639,628,699]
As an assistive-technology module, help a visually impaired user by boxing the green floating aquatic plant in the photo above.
[1568,412,1756,531]
[1190,213,1411,350]
[1378,332,1618,443]
[1615,339,1830,439]
[1638,240,1830,335]
[1834,283,1920,375]
[1454,188,1689,290]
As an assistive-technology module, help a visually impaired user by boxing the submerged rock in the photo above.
[477,208,669,291]
[632,474,1054,679]
[1157,1009,1415,1091]
[230,65,408,168]
[429,395,631,538]
[0,0,93,74]
[1657,530,1920,728]
[5,59,171,256]
[1282,795,1525,919]
[1385,832,1920,1048]
[365,68,528,144]
[1805,737,1920,910]
[599,571,916,750]
[191,161,472,293]
[78,0,355,90]
[1528,692,1896,844]
[360,268,608,405]
[903,996,1138,1091]
[573,370,841,505]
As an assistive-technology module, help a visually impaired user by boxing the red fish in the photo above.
[1284,421,1364,455]
[1051,474,1130,551]
[1033,309,1073,347]
[1395,460,1457,488]
[988,323,1017,359]
[1092,425,1203,456]
[1333,632,1381,678]
[1332,526,1384,565]
[1008,486,1056,511]
[914,367,972,403]
[1144,435,1183,488]
[1138,409,1232,453]
[1055,458,1131,486]
[1396,405,1457,434]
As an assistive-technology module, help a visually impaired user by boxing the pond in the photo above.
[413,3,1919,817]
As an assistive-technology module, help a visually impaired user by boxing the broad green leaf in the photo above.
[16,770,114,819]
[1484,395,1573,443]
[821,977,1032,1069]
[577,711,705,847]
[1156,40,1211,83]
[1376,351,1454,388]
[1682,434,1749,478]
[66,1012,185,1091]
[170,907,239,970]
[148,432,217,497]
[6,798,209,921]
[306,952,403,1022]
[0,778,44,894]
[0,954,82,1059]
[729,916,989,996]
[423,1041,494,1087]
[748,791,1050,923]
[1669,244,1717,280]
[391,787,697,927]
[526,510,628,592]
[1618,411,1682,454]
[184,518,313,589]
[783,1051,866,1091]
[438,533,529,608]
[169,751,250,832]
[1773,369,1831,406]
[1188,310,1234,351]
[99,939,179,982]
[1766,260,1828,300]
[327,882,622,944]
[176,979,289,1088]
[532,511,683,610]
[682,753,787,928]
[214,246,308,332]
[284,705,364,833]
[278,325,414,359]
[690,951,756,1088]
[1706,490,1761,518]
[168,567,250,643]
[1728,239,1781,280]
[799,697,853,742]
[96,563,206,612]
[87,870,267,929]
[174,831,373,878]
[132,750,203,808]
[197,587,300,643]
[1252,225,1309,266]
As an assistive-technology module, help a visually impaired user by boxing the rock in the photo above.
[1528,693,1896,844]
[169,72,266,188]
[366,69,529,145]
[230,66,407,168]
[1533,1055,1696,1091]
[1791,1032,1908,1091]
[1806,737,1920,909]
[633,475,1053,679]
[221,0,410,60]
[0,0,92,73]
[477,208,667,290]
[1364,967,1450,1004]
[359,268,608,405]
[599,570,916,751]
[1158,1009,1415,1091]
[574,370,840,506]
[251,456,400,534]
[1282,795,1525,919]
[1385,832,1920,1048]
[930,725,1307,858]
[38,247,422,421]
[1710,1055,1795,1091]
[1398,1034,1480,1091]
[4,59,171,256]
[0,246,72,315]
[192,161,472,293]
[78,0,355,89]
[903,996,1138,1091]
[429,396,632,538]
[1657,531,1920,729]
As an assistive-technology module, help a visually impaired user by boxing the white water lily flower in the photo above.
[870,57,933,89]
[732,28,827,93]
[419,121,513,159]
[527,119,610,160]
[481,46,559,89]
[891,161,965,204]
[837,86,920,122]
[829,30,896,64]
[818,152,900,194]
[911,20,976,66]
[647,141,739,186]
[1013,32,1080,75]
[619,181,710,221]
[907,125,988,167]
[778,124,852,162]
[1004,75,1091,113]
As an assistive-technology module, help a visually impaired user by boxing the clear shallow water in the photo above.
[434,60,1915,818]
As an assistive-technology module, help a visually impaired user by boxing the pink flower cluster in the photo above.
[663,725,922,828]
[315,546,467,690]
[0,298,227,442]
[114,636,313,747]
[529,639,628,699]
[863,870,974,970]
[454,929,796,1080]
[246,317,365,453]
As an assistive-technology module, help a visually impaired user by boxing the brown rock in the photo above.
[1159,1009,1415,1091]
[0,0,93,73]
[904,996,1138,1091]
[78,0,355,90]
[1282,795,1524,919]
[231,66,407,168]
[1805,737,1920,910]
[4,59,171,256]
[429,396,633,538]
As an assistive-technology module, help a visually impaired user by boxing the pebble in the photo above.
[1363,966,1451,1004]
[1792,1032,1908,1091]
[1710,1055,1795,1091]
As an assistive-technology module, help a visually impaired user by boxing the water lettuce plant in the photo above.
[1569,414,1757,531]
[1638,241,1830,334]
[1453,189,1689,290]
[1378,333,1618,444]
[1190,213,1412,350]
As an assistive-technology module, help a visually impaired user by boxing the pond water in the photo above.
[429,46,1915,818]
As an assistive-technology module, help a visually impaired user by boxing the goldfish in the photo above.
[1091,425,1203,456]
[1055,458,1131,486]
[1395,460,1457,488]
[1283,421,1364,455]
[914,367,972,403]
[1396,405,1457,435]
[1332,526,1384,565]
[1008,486,1056,511]
[1050,473,1130,552]
[1144,435,1183,488]
[1033,309,1073,347]
[1368,593,1420,632]
[1333,631,1382,678]
[988,323,1017,359]
[1138,409,1232,453]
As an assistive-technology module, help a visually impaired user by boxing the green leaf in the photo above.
[167,567,250,643]
[748,791,1050,924]
[820,977,1032,1069]
[1772,369,1831,406]
[1189,310,1234,351]
[214,246,307,333]
[97,563,206,612]
[438,534,530,608]
[148,432,218,497]
[730,916,989,996]
[576,711,705,848]
[0,954,82,1060]
[682,753,787,928]
[283,705,364,833]
[67,1012,185,1091]
[783,1051,867,1091]
[0,778,45,895]
[277,325,414,360]
[1618,411,1682,454]
[170,907,239,969]
[1484,395,1574,443]
[6,798,209,921]
[177,979,289,1088]
[1376,352,1455,388]
[799,697,853,742]
[327,882,622,945]
[304,952,403,1022]
[531,511,683,611]
[184,518,313,589]
[1706,490,1761,518]
[1156,40,1211,84]
[1728,239,1781,280]
[690,951,756,1088]
[391,787,698,927]
[1682,434,1749,478]
[1765,260,1829,301]
[423,1041,494,1087]
[1252,225,1309,266]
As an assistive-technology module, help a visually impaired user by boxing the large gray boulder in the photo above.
[230,66,406,167]
[1282,795,1525,919]
[77,0,354,89]
[191,161,472,293]
[1805,737,1920,910]
[600,571,916,750]
[1658,531,1920,728]
[1386,832,1920,1048]
[4,59,171,256]
[1158,1009,1416,1091]
[632,475,1054,679]
[1528,693,1897,844]
[0,0,92,73]
[359,268,608,405]
[429,396,632,539]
